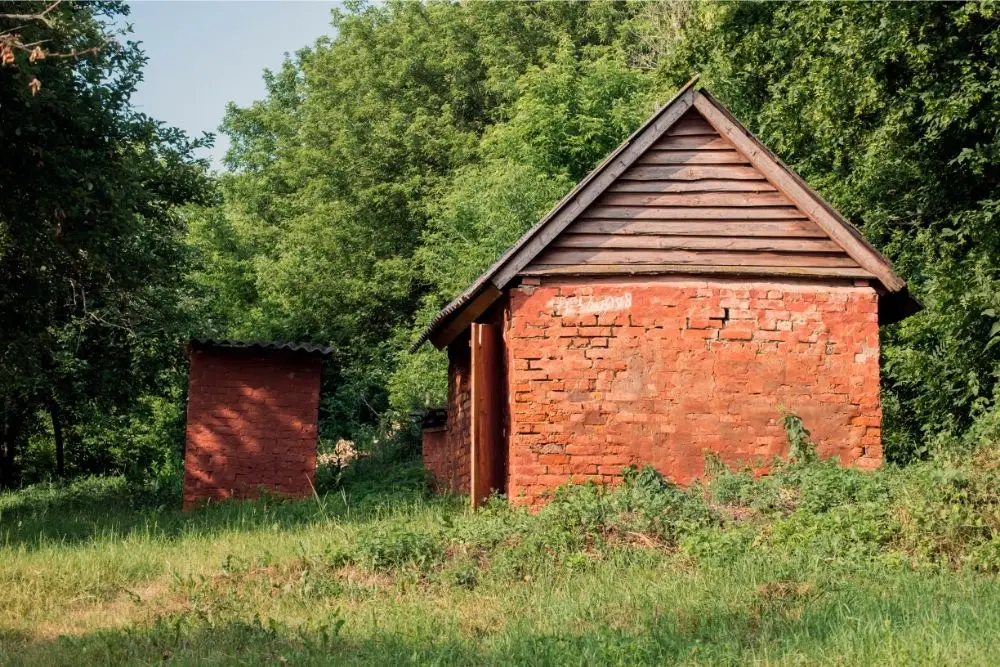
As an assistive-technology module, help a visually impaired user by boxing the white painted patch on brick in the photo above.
[549,293,632,317]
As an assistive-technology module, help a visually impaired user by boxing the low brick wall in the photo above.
[505,277,882,507]
[183,347,322,510]
[423,339,472,494]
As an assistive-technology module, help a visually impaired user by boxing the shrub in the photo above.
[894,453,1000,565]
[964,535,1000,573]
[706,468,758,507]
[769,459,891,514]
[766,502,901,562]
[353,524,446,572]
[679,525,757,567]
[529,466,719,550]
[782,412,817,463]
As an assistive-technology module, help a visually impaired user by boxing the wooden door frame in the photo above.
[469,321,506,508]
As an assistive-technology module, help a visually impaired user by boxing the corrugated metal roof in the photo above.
[190,338,333,356]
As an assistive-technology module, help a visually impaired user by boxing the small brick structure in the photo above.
[413,81,921,508]
[183,339,330,510]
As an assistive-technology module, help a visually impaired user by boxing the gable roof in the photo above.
[412,78,917,352]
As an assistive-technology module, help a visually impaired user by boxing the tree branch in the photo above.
[0,1,62,29]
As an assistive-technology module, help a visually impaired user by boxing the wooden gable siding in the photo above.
[524,110,872,280]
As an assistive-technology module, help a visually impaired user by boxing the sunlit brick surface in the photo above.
[506,277,881,507]
[183,348,322,510]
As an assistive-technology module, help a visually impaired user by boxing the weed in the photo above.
[8,443,1000,664]
[781,411,817,463]
[354,523,445,572]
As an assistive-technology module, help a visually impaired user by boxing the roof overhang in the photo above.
[412,78,919,352]
[190,338,333,357]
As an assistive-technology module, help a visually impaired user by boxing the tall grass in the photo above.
[4,442,1000,665]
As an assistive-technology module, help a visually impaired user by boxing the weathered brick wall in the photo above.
[183,347,322,509]
[423,338,472,493]
[421,426,449,487]
[506,277,882,507]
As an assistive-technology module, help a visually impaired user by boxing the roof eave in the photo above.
[411,76,702,352]
[411,79,916,354]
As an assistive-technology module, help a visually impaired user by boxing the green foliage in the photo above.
[650,1,1000,457]
[696,443,1000,575]
[0,1,210,486]
[352,523,445,572]
[183,0,1000,457]
[11,447,1000,663]
[188,1,652,432]
[781,412,817,464]
[9,0,1000,488]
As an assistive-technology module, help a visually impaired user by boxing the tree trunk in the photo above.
[48,398,65,478]
[1,398,27,490]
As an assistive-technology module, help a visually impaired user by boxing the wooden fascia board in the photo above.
[489,87,697,289]
[429,284,503,350]
[520,263,876,280]
[692,92,906,292]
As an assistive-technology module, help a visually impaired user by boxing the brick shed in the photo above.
[183,339,331,510]
[412,80,921,508]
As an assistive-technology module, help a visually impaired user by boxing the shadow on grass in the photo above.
[1,556,872,666]
[0,602,831,667]
[0,454,445,551]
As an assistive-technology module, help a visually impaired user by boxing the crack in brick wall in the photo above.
[183,348,322,510]
[506,277,882,507]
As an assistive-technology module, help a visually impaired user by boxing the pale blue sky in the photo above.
[126,1,339,168]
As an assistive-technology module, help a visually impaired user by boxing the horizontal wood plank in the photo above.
[520,263,876,280]
[534,248,862,268]
[606,179,778,194]
[596,192,793,207]
[637,150,750,165]
[581,206,806,220]
[692,93,905,291]
[620,165,764,181]
[663,116,716,136]
[552,234,843,253]
[490,86,698,291]
[569,219,828,237]
[653,135,732,150]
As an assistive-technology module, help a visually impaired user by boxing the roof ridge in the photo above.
[191,338,333,356]
[411,80,912,352]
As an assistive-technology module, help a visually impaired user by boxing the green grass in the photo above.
[4,449,1000,666]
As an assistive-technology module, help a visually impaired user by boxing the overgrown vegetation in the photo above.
[5,2,1000,658]
[187,0,1000,463]
[5,437,1000,664]
[0,1,211,488]
[6,1,1000,482]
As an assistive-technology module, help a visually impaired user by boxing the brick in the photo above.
[449,281,882,507]
[183,347,322,510]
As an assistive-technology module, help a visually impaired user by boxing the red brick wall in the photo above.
[506,277,882,507]
[423,337,472,493]
[183,347,322,509]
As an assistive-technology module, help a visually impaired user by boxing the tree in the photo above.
[194,0,1000,459]
[645,1,1000,458]
[0,1,211,486]
[192,0,645,435]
